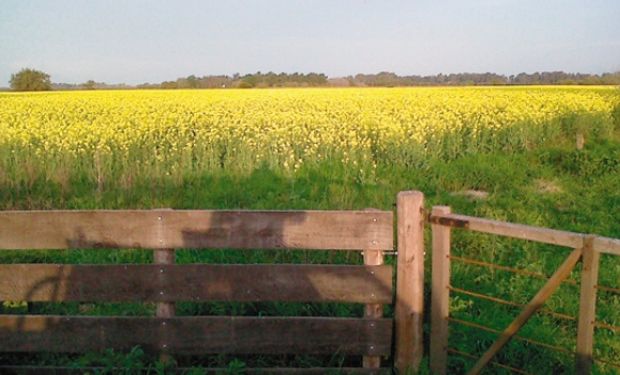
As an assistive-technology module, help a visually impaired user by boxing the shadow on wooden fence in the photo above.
[0,203,423,374]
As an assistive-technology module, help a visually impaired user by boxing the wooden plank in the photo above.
[0,210,393,251]
[0,315,392,355]
[593,236,620,256]
[429,213,584,249]
[394,191,425,373]
[467,248,583,375]
[0,366,391,374]
[154,248,175,361]
[363,249,385,369]
[430,206,451,375]
[576,236,600,374]
[0,264,392,303]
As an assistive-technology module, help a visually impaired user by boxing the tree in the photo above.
[81,80,96,90]
[10,68,52,91]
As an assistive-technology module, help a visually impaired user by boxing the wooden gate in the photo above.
[428,207,620,374]
[0,191,426,374]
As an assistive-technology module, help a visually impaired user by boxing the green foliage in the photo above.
[0,129,619,372]
[613,99,620,129]
[540,140,620,178]
[236,80,254,89]
[9,68,52,91]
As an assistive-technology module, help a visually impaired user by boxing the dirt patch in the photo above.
[451,189,489,200]
[535,179,563,194]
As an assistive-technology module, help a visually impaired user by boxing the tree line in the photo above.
[344,71,620,86]
[7,68,620,91]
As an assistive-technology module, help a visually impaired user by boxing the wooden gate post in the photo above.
[395,191,425,373]
[576,235,599,374]
[430,206,452,375]
[155,247,175,363]
[363,248,385,368]
[155,213,176,363]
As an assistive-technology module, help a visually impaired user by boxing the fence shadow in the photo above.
[0,209,393,366]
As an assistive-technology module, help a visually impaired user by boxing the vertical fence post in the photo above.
[363,248,384,369]
[576,235,599,374]
[395,191,425,373]
[155,247,175,362]
[430,206,452,375]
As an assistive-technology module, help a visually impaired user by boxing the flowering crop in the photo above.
[0,86,617,186]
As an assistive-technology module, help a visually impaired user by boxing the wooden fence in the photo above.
[0,191,425,374]
[428,207,620,375]
[2,191,617,373]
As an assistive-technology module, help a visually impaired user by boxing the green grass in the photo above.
[0,129,619,373]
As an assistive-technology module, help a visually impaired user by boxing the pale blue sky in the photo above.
[1,0,619,85]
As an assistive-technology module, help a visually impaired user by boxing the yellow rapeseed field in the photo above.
[0,86,618,184]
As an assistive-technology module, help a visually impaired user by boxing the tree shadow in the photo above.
[0,210,394,366]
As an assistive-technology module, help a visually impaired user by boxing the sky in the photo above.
[1,0,619,85]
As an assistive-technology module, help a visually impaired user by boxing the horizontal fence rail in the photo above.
[0,264,392,303]
[0,315,393,355]
[428,212,620,255]
[0,366,392,374]
[0,210,394,251]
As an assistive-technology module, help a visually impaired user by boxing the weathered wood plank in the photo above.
[0,366,391,374]
[0,316,392,355]
[576,236,600,374]
[430,206,451,375]
[593,236,620,256]
[394,191,425,373]
[429,213,584,249]
[154,248,175,361]
[0,264,393,303]
[363,249,385,369]
[0,210,393,250]
[467,248,582,375]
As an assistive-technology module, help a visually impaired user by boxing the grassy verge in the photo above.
[0,130,619,373]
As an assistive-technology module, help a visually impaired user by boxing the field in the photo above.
[0,86,619,373]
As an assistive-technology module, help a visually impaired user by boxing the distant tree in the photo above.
[186,75,199,88]
[237,80,254,89]
[81,80,96,90]
[10,68,52,91]
[160,81,179,89]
